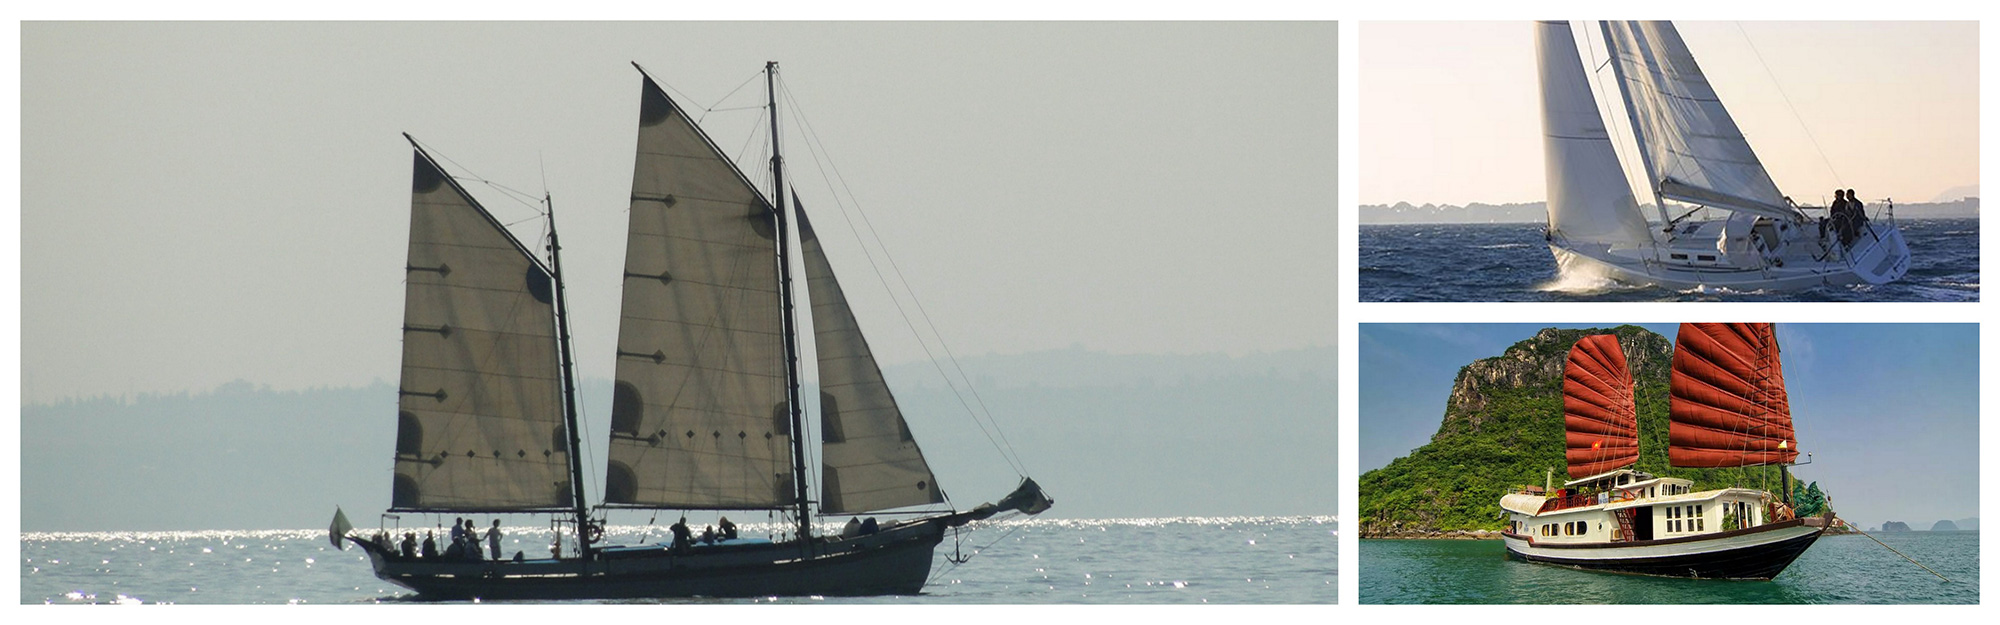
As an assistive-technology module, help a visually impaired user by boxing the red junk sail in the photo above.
[1669,323,1797,467]
[1565,334,1640,478]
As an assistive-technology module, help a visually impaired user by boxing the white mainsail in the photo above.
[603,75,795,509]
[393,149,572,511]
[1599,21,1795,221]
[1537,20,1654,250]
[796,206,946,514]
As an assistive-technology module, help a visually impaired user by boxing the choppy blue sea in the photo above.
[1361,532,1978,604]
[22,516,1335,604]
[1359,218,1978,302]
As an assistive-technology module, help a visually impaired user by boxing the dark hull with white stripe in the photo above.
[1502,519,1823,580]
[350,519,944,600]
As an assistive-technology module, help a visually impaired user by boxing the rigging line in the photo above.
[696,70,768,125]
[926,517,1027,584]
[735,108,772,184]
[773,82,1014,475]
[1735,22,1843,188]
[777,80,1028,477]
[776,79,1028,474]
[410,137,549,217]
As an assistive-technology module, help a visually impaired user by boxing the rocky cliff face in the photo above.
[1434,327,1671,442]
[1362,325,1679,536]
[1930,520,1961,531]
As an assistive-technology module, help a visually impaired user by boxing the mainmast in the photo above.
[546,194,594,556]
[767,61,814,542]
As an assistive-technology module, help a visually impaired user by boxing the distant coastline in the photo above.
[1359,197,1979,225]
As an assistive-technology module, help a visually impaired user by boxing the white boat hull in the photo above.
[1501,519,1823,580]
[1550,220,1911,291]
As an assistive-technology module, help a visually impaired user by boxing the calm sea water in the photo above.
[1360,532,1978,604]
[1358,218,1979,302]
[22,516,1335,604]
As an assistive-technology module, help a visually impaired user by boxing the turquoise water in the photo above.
[1360,532,1977,604]
[22,516,1335,604]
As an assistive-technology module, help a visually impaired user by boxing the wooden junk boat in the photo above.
[329,62,1051,600]
[1499,325,1825,579]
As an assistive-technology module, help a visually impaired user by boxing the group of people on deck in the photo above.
[1826,188,1872,248]
[667,516,739,554]
[374,517,509,562]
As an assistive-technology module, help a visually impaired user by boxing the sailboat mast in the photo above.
[545,194,594,556]
[767,61,813,542]
[1595,21,1674,230]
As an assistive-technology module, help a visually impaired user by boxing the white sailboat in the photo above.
[1536,21,1911,290]
[334,62,1051,600]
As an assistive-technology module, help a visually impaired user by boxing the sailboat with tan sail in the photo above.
[331,62,1051,600]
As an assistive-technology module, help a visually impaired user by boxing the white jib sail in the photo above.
[796,206,946,514]
[603,75,794,509]
[1537,20,1655,251]
[1600,21,1795,221]
[393,149,572,511]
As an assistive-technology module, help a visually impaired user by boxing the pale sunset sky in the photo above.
[1360,21,1978,206]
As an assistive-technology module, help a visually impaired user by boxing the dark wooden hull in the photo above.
[352,520,945,600]
[1501,519,1823,580]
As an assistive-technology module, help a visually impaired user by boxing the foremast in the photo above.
[545,194,595,556]
[766,61,814,544]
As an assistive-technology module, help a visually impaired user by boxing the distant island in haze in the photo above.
[1359,197,1979,225]
[21,346,1334,532]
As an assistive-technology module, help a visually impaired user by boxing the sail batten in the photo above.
[1669,323,1797,468]
[392,147,572,512]
[1600,21,1798,222]
[1536,21,1655,250]
[1564,334,1640,478]
[603,74,795,510]
[798,205,946,515]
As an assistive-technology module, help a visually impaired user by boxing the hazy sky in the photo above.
[21,22,1336,404]
[1358,324,1979,530]
[1360,21,1978,206]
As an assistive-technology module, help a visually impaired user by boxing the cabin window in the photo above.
[1670,253,1689,260]
[1698,255,1717,262]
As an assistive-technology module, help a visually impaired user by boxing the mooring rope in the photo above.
[1851,526,1950,582]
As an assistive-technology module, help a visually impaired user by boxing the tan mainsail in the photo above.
[797,206,945,514]
[603,75,794,509]
[393,149,571,510]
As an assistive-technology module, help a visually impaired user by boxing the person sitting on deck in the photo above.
[841,517,862,538]
[670,517,693,554]
[700,525,716,545]
[859,517,879,535]
[421,531,438,559]
[401,532,417,559]
[718,517,738,540]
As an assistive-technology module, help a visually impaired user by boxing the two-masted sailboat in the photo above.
[331,63,1051,600]
[1499,325,1825,579]
[1536,21,1911,290]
